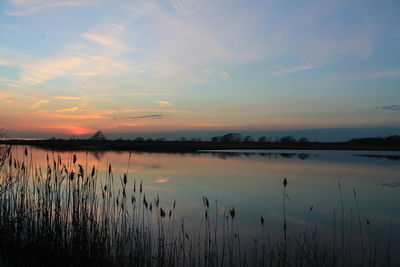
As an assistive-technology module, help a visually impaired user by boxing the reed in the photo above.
[0,148,398,267]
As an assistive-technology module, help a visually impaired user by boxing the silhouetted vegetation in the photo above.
[90,130,107,141]
[279,135,297,144]
[0,150,398,266]
[2,133,400,152]
[354,154,400,161]
[0,129,11,168]
[346,135,400,145]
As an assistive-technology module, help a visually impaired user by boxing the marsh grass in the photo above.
[0,148,398,266]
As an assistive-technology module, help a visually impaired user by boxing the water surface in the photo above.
[12,146,400,249]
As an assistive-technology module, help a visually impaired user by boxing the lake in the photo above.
[10,146,400,254]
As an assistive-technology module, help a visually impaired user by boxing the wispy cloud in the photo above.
[0,60,10,65]
[55,107,81,113]
[202,68,214,74]
[20,55,132,84]
[270,64,316,76]
[0,92,12,99]
[30,99,50,109]
[157,100,173,107]
[82,23,129,50]
[0,91,18,104]
[21,56,84,84]
[128,92,169,96]
[168,0,203,15]
[82,32,126,50]
[105,108,189,114]
[219,72,229,79]
[379,105,400,111]
[39,112,106,120]
[6,1,92,16]
[117,114,167,120]
[75,72,99,76]
[53,96,83,100]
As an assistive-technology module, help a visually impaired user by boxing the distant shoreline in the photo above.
[2,139,400,152]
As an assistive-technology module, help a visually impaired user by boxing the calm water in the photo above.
[12,146,400,249]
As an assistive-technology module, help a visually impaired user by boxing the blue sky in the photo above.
[0,0,399,137]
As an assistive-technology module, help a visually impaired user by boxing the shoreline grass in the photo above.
[2,138,400,153]
[0,148,398,266]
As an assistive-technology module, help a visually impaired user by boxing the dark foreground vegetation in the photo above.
[2,132,400,152]
[0,146,398,266]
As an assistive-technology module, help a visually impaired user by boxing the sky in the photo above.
[0,0,399,138]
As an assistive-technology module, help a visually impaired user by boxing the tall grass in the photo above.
[0,148,398,266]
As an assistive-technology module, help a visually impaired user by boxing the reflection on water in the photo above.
[11,146,400,250]
[354,154,400,161]
[210,151,311,160]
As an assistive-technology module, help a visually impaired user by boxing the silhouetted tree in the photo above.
[298,137,309,143]
[221,133,242,143]
[279,135,296,144]
[211,136,222,142]
[135,137,144,142]
[257,136,268,143]
[385,135,400,145]
[90,130,106,141]
[243,135,255,142]
[347,135,400,145]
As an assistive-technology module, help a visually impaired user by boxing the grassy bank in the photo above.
[0,148,398,266]
[2,139,400,152]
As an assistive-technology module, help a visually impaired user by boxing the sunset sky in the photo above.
[1,0,399,138]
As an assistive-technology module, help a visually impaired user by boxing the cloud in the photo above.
[117,114,167,120]
[157,100,173,107]
[219,72,229,79]
[202,68,214,74]
[81,23,130,50]
[168,0,203,15]
[30,99,50,109]
[104,108,189,114]
[55,107,81,113]
[6,1,92,16]
[379,105,400,111]
[0,92,12,99]
[21,56,84,84]
[0,91,18,104]
[128,92,169,96]
[82,32,126,50]
[270,64,316,76]
[0,60,10,65]
[75,72,99,76]
[53,96,83,100]
[19,55,132,84]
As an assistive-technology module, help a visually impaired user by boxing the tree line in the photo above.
[89,131,311,144]
[211,133,310,144]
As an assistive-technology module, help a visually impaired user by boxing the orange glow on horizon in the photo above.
[67,127,93,135]
[42,125,93,136]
